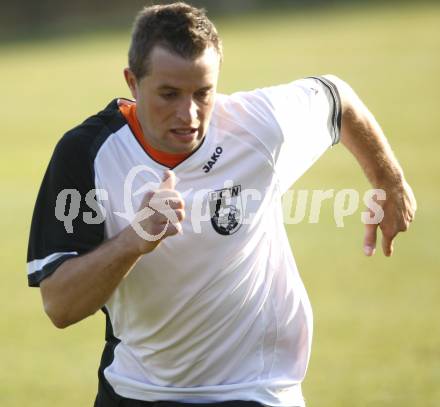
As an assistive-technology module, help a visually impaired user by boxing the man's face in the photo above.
[125,45,220,154]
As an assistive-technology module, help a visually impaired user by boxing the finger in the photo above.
[162,219,183,238]
[173,208,185,222]
[149,191,184,210]
[155,209,185,224]
[149,198,184,220]
[133,205,155,224]
[143,215,181,239]
[363,223,378,256]
[381,232,395,257]
[167,198,185,210]
[139,190,155,207]
[160,170,176,190]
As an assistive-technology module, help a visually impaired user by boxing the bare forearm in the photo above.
[341,101,404,188]
[325,74,404,188]
[40,228,141,328]
[324,75,416,256]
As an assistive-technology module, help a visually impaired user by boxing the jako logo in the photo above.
[202,146,223,173]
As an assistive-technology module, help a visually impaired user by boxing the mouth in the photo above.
[170,127,199,142]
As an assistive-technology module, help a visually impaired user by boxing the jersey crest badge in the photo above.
[208,185,243,235]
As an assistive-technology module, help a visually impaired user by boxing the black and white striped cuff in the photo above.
[307,75,342,145]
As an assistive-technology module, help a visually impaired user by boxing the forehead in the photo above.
[146,45,220,89]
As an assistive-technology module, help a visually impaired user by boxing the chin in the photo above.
[178,142,199,154]
[170,134,204,154]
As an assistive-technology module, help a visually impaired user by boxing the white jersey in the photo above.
[27,77,341,407]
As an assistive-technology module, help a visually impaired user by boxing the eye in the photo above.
[194,89,211,101]
[160,91,178,100]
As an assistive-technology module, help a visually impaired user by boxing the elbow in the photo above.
[41,287,74,329]
[40,273,76,329]
[42,293,95,329]
[43,301,73,329]
[39,268,98,329]
[50,318,70,330]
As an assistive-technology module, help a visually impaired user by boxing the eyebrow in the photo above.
[158,85,179,91]
[157,85,214,92]
[197,86,214,92]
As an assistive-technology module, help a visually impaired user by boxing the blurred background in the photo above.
[1,0,439,406]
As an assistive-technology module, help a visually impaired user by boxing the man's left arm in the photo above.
[324,74,417,257]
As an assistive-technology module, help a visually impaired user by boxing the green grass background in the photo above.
[1,2,439,406]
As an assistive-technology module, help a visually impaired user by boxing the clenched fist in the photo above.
[127,170,185,255]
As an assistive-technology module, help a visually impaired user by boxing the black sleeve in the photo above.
[26,127,106,287]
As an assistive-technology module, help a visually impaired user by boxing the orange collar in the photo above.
[118,99,190,168]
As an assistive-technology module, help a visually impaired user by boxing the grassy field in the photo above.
[1,2,439,406]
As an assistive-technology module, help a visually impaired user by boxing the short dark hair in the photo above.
[128,2,223,80]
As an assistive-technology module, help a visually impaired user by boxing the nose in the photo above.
[176,97,198,125]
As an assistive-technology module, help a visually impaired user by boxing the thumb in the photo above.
[160,170,176,190]
[363,223,378,256]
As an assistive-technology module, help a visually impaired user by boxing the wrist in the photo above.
[371,166,404,191]
[115,226,156,258]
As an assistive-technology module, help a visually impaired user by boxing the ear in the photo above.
[124,68,138,100]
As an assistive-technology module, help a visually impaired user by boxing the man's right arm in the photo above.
[40,228,141,329]
[40,170,184,329]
